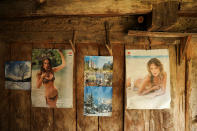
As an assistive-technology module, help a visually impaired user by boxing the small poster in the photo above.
[31,49,73,108]
[126,49,171,109]
[84,56,113,116]
[5,61,31,90]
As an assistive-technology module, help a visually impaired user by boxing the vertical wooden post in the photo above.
[8,43,32,130]
[76,43,98,131]
[0,42,11,131]
[99,43,124,131]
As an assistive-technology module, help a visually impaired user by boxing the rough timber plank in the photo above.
[179,2,197,17]
[149,1,179,31]
[180,2,197,11]
[0,0,152,17]
[185,43,197,131]
[53,43,76,131]
[0,42,10,131]
[9,43,31,131]
[31,43,54,131]
[99,43,124,131]
[174,51,185,131]
[76,43,98,131]
[128,31,197,38]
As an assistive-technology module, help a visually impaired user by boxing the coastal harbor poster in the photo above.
[84,56,113,116]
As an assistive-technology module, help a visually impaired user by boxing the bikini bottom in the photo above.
[46,94,58,104]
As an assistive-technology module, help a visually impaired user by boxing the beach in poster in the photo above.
[84,56,113,116]
[31,49,73,108]
[126,49,171,109]
[5,61,31,90]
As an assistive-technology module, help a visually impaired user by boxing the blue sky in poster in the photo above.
[5,61,31,80]
[84,86,112,104]
[84,56,113,68]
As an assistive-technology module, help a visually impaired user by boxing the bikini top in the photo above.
[42,72,55,84]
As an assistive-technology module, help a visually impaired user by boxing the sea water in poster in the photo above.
[31,49,73,108]
[84,56,113,116]
[5,61,31,90]
[126,49,171,109]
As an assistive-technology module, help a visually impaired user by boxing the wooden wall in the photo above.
[0,39,191,131]
[0,1,197,131]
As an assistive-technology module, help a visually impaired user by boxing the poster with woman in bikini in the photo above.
[126,49,171,109]
[31,49,74,108]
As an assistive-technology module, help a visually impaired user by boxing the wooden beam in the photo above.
[178,10,197,17]
[181,35,192,61]
[128,30,197,38]
[148,1,179,31]
[0,0,152,17]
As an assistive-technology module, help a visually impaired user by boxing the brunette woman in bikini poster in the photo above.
[31,49,74,108]
[126,49,171,109]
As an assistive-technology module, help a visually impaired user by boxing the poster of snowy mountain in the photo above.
[5,61,31,90]
[84,56,113,116]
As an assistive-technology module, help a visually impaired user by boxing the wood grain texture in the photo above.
[31,43,54,131]
[150,1,179,31]
[53,43,76,131]
[0,16,182,45]
[174,49,186,131]
[99,43,124,131]
[0,42,10,131]
[180,2,197,11]
[0,0,152,17]
[76,43,98,131]
[9,43,31,131]
[185,43,197,131]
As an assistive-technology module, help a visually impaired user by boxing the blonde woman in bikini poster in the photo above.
[31,49,74,108]
[126,49,171,109]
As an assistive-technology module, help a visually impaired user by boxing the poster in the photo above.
[84,56,113,116]
[5,61,31,90]
[126,49,171,109]
[31,49,73,108]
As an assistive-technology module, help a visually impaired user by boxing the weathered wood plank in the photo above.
[76,43,98,131]
[125,109,146,131]
[0,0,35,17]
[0,42,10,131]
[31,43,54,131]
[149,1,179,31]
[9,43,31,130]
[174,51,185,131]
[179,1,197,17]
[53,43,76,131]
[99,43,124,131]
[128,31,197,38]
[180,2,197,11]
[0,0,152,17]
[185,43,197,131]
[178,11,197,17]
